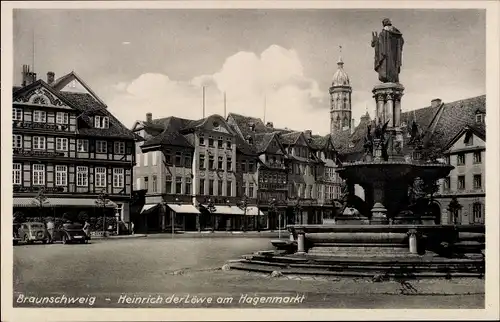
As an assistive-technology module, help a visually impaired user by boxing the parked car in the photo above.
[13,223,22,245]
[18,222,49,244]
[52,223,89,244]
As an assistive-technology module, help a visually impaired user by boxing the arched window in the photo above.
[342,116,349,128]
[472,202,483,224]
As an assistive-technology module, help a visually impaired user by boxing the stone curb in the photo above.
[91,234,147,240]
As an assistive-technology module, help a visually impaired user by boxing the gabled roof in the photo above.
[51,71,107,107]
[60,91,139,140]
[280,131,303,145]
[309,134,334,150]
[442,123,486,151]
[141,116,194,150]
[13,79,75,109]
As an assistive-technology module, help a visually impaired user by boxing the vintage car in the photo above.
[13,222,22,245]
[52,223,89,244]
[18,222,49,244]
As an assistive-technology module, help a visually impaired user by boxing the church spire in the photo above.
[337,45,344,67]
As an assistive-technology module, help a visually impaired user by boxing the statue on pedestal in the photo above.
[371,18,404,83]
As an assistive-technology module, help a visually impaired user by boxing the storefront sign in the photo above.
[13,186,64,193]
[13,149,65,157]
[12,121,68,131]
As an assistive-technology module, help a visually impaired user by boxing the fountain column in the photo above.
[296,230,306,254]
[370,181,388,224]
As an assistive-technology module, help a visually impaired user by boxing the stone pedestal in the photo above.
[372,83,405,161]
[296,231,306,254]
[371,202,389,224]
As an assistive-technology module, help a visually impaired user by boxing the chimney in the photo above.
[245,135,254,145]
[249,122,256,132]
[304,130,312,139]
[146,112,153,123]
[266,122,274,129]
[47,71,55,85]
[22,65,30,86]
[431,99,442,108]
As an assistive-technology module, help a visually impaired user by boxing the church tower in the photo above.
[329,48,352,134]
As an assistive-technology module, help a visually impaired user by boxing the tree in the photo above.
[206,198,217,232]
[13,211,25,223]
[238,195,248,232]
[31,187,49,218]
[447,196,463,224]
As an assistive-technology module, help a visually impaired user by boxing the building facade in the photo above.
[12,66,138,230]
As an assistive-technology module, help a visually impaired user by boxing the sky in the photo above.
[13,9,486,135]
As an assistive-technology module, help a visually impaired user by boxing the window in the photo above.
[96,140,107,153]
[218,139,223,148]
[475,114,484,124]
[218,156,223,169]
[199,153,205,169]
[33,110,47,123]
[32,164,45,185]
[473,151,482,164]
[209,179,214,195]
[144,152,149,166]
[56,112,69,124]
[76,166,88,187]
[95,167,106,188]
[443,177,450,191]
[77,139,89,152]
[113,168,124,188]
[184,155,192,168]
[226,181,232,196]
[457,175,465,190]
[55,165,68,186]
[464,133,473,146]
[152,175,157,193]
[12,108,23,121]
[136,178,141,190]
[241,161,246,172]
[445,155,450,164]
[227,157,232,171]
[457,153,465,165]
[199,135,205,146]
[249,161,254,172]
[209,138,214,147]
[56,138,68,151]
[199,179,205,195]
[166,175,172,193]
[12,163,21,185]
[473,175,482,189]
[209,155,215,170]
[144,176,149,191]
[94,116,110,129]
[249,183,254,198]
[186,177,192,195]
[33,136,46,150]
[114,142,125,154]
[473,203,483,223]
[152,151,158,166]
[226,141,232,149]
[175,152,182,167]
[218,180,223,195]
[13,135,22,148]
[176,177,182,194]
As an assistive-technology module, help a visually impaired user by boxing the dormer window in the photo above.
[475,110,485,124]
[94,115,110,129]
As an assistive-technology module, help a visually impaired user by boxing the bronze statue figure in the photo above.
[371,18,404,83]
[363,124,374,156]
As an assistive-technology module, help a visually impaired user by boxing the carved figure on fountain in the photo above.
[371,18,404,84]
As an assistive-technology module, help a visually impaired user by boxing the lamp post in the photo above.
[173,198,181,238]
[294,198,302,226]
[95,190,111,236]
[207,198,216,232]
[269,197,279,238]
[239,195,248,232]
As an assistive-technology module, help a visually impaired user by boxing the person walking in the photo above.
[130,221,135,235]
[46,218,55,243]
[83,220,91,238]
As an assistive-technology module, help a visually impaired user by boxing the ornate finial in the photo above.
[337,45,344,66]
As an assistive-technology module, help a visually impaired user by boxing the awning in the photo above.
[245,206,265,216]
[202,205,245,215]
[167,204,200,214]
[13,197,117,208]
[140,204,160,214]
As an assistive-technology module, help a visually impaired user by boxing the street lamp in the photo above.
[238,195,248,232]
[294,198,302,226]
[173,197,181,238]
[269,197,279,238]
[95,190,111,236]
[207,198,217,232]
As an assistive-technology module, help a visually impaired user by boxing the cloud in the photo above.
[104,45,330,134]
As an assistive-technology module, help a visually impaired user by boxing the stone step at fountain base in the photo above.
[227,253,484,279]
[307,245,412,257]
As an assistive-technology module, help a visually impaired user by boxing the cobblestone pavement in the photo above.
[13,238,484,308]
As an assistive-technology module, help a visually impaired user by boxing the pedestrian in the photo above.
[46,218,55,243]
[83,220,90,238]
[131,221,135,235]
